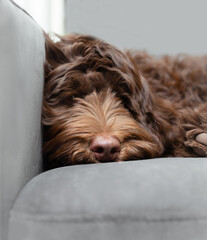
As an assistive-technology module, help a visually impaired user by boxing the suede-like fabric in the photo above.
[0,0,45,239]
[9,158,207,240]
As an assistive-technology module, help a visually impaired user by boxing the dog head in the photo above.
[42,34,164,168]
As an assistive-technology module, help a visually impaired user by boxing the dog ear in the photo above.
[108,50,154,119]
[44,32,68,76]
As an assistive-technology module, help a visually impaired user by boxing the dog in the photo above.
[42,33,207,169]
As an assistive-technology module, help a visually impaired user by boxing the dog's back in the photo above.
[131,51,207,108]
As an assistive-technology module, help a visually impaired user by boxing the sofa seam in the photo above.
[10,211,207,224]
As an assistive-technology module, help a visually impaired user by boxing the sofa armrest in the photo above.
[0,0,45,239]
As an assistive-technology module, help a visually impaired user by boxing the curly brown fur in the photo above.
[42,33,207,169]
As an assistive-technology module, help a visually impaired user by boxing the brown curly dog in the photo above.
[42,33,207,169]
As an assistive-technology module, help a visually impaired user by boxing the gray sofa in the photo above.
[1,1,207,240]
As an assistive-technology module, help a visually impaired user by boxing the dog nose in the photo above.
[90,135,121,162]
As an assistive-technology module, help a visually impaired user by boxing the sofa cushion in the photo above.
[9,158,207,240]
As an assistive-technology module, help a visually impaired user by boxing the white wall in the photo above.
[65,0,207,55]
[13,0,65,34]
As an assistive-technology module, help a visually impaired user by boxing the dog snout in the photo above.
[90,135,121,162]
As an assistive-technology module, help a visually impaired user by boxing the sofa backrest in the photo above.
[0,0,45,239]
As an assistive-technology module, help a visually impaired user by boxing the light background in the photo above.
[14,0,65,35]
[14,0,207,55]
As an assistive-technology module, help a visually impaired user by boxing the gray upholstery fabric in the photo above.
[0,0,45,239]
[9,158,207,240]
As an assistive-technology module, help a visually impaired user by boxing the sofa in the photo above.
[1,1,207,240]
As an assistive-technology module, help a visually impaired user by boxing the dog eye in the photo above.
[119,82,131,93]
[56,94,76,107]
[116,94,138,119]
